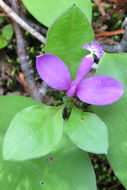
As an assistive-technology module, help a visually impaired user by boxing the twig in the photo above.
[39,82,48,97]
[95,29,125,37]
[23,17,47,36]
[101,31,127,53]
[101,17,127,53]
[8,0,43,101]
[0,0,46,44]
[20,12,47,36]
[108,183,121,190]
[93,0,106,16]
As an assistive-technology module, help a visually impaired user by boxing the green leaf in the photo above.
[0,35,8,49]
[0,95,42,136]
[93,53,127,188]
[22,0,92,27]
[0,96,97,190]
[3,105,63,161]
[0,134,97,190]
[46,6,94,79]
[2,24,13,40]
[65,107,108,154]
[40,130,97,190]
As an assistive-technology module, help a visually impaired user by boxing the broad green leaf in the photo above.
[0,95,42,136]
[0,134,97,190]
[0,35,8,49]
[2,24,13,40]
[93,53,127,188]
[0,96,97,190]
[65,107,108,154]
[3,105,63,161]
[40,130,97,190]
[22,0,92,27]
[46,6,94,79]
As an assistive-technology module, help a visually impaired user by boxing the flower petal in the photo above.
[83,41,103,59]
[91,41,103,59]
[75,56,94,81]
[67,81,77,97]
[36,54,71,90]
[67,57,94,97]
[76,76,124,105]
[82,43,90,50]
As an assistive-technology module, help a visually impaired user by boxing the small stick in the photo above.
[8,0,43,101]
[101,31,127,53]
[20,12,47,36]
[95,29,125,37]
[93,0,106,16]
[0,0,46,44]
[101,17,127,53]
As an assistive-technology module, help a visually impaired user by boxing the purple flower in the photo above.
[83,41,103,59]
[36,42,124,106]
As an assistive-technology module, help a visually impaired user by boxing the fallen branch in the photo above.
[20,12,47,36]
[8,0,43,101]
[0,0,46,44]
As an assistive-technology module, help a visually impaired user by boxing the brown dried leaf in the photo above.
[17,71,29,93]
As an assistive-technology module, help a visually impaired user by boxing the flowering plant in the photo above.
[0,3,127,190]
[36,41,124,105]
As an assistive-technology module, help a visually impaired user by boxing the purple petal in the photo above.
[83,41,103,59]
[76,76,124,105]
[36,54,71,90]
[75,56,94,81]
[82,43,90,50]
[91,41,103,59]
[67,81,77,97]
[67,57,94,97]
